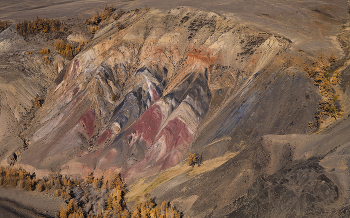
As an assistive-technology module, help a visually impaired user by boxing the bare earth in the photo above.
[0,187,65,217]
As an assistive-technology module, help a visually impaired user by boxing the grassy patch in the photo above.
[42,56,50,65]
[54,39,85,60]
[89,25,100,34]
[127,151,239,203]
[85,5,117,35]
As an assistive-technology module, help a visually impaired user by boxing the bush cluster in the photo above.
[84,5,116,26]
[304,53,343,127]
[15,17,67,35]
[84,5,116,35]
[43,56,51,65]
[0,167,79,191]
[131,194,181,218]
[0,166,182,218]
[33,94,43,107]
[112,10,126,21]
[0,20,11,32]
[89,25,100,34]
[39,48,50,56]
[54,39,85,60]
[38,48,51,64]
[60,199,84,218]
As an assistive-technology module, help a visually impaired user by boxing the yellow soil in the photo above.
[126,151,239,203]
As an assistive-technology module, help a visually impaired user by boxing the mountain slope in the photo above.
[0,2,350,218]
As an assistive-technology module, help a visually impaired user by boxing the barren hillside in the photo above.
[0,0,350,217]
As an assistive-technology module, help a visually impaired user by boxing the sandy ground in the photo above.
[0,0,124,21]
[0,199,50,218]
[0,187,65,218]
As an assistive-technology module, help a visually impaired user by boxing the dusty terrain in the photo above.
[0,187,64,217]
[0,0,350,217]
[1,0,347,55]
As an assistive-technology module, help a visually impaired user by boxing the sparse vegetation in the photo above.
[85,5,116,35]
[0,20,11,32]
[112,9,126,21]
[116,22,126,31]
[0,166,181,218]
[112,93,120,101]
[85,5,116,25]
[130,194,181,218]
[15,17,67,35]
[33,94,43,107]
[40,48,51,64]
[89,25,100,34]
[43,56,50,65]
[304,53,344,128]
[54,39,85,60]
[39,48,50,56]
[60,199,84,218]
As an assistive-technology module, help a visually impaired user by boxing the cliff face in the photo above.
[1,2,350,217]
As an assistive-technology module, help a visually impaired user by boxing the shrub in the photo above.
[130,195,181,218]
[86,14,101,26]
[100,5,116,21]
[116,22,126,31]
[61,200,84,218]
[0,20,11,32]
[35,180,45,192]
[0,166,182,218]
[60,205,67,218]
[112,93,120,101]
[39,48,50,56]
[85,173,94,184]
[61,190,71,201]
[329,53,336,63]
[93,177,103,188]
[24,179,36,191]
[55,189,61,196]
[54,39,85,60]
[54,39,65,52]
[109,173,126,190]
[186,153,201,167]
